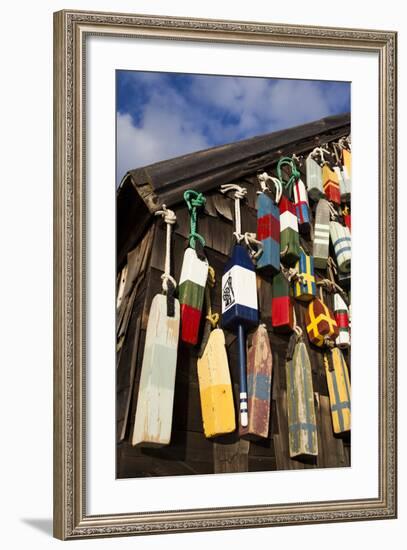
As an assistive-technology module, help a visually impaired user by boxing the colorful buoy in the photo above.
[305,293,338,348]
[293,248,316,302]
[334,293,350,348]
[322,164,341,205]
[293,178,311,234]
[178,190,209,345]
[324,349,351,434]
[279,195,301,267]
[256,173,281,275]
[272,271,294,332]
[285,327,318,457]
[330,221,351,273]
[313,198,331,269]
[240,324,273,439]
[220,184,259,428]
[306,153,324,200]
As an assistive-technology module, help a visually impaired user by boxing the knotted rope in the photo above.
[155,205,177,316]
[205,266,219,329]
[276,156,301,199]
[220,184,247,242]
[184,189,206,250]
[310,146,330,166]
[243,232,263,261]
[256,172,282,204]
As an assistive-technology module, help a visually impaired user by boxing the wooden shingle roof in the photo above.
[117,112,350,267]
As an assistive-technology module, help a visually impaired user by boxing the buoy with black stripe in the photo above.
[220,184,259,428]
[256,172,281,275]
[178,190,209,345]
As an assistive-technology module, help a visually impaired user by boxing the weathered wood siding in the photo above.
[116,177,350,478]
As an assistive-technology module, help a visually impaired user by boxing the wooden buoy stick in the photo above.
[220,183,259,430]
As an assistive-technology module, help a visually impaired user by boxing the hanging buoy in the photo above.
[132,206,180,447]
[293,178,311,234]
[178,190,209,345]
[324,349,351,434]
[305,286,338,348]
[240,324,273,439]
[313,198,331,269]
[220,184,259,428]
[256,172,281,275]
[342,206,351,232]
[277,157,310,240]
[293,248,317,302]
[322,164,341,205]
[305,149,325,200]
[333,143,351,203]
[197,267,236,438]
[279,195,301,267]
[330,221,351,273]
[334,293,350,348]
[285,324,318,457]
[272,271,294,332]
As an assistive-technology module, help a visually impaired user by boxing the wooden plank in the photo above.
[213,438,250,473]
[212,192,233,221]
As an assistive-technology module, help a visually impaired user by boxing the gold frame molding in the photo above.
[53,9,397,540]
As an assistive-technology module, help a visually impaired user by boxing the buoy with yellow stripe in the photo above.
[305,286,338,348]
[293,248,317,302]
[324,348,351,434]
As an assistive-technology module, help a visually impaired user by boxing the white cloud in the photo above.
[117,74,348,184]
[116,91,209,183]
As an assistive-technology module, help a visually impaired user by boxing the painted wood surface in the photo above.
[322,164,341,204]
[197,328,236,438]
[132,294,180,447]
[240,324,273,439]
[334,166,351,203]
[306,156,324,200]
[272,272,294,332]
[285,340,318,457]
[334,293,350,348]
[279,195,301,267]
[330,221,351,273]
[256,192,280,274]
[221,244,258,330]
[294,249,316,302]
[178,247,209,344]
[293,179,311,234]
[313,199,330,269]
[306,298,338,348]
[325,348,351,434]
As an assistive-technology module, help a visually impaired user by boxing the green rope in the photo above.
[277,157,301,199]
[183,189,206,249]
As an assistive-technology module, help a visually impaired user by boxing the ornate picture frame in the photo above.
[53,9,397,540]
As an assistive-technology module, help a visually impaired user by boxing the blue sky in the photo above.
[116,70,350,184]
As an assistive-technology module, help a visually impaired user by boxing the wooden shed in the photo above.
[116,112,351,478]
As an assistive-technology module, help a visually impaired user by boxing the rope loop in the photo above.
[276,156,301,198]
[220,184,247,239]
[256,172,282,204]
[183,189,206,250]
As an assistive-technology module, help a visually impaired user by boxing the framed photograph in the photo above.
[53,9,397,540]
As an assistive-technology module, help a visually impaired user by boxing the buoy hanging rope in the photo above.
[154,205,177,317]
[183,190,206,250]
[256,172,282,204]
[276,156,301,198]
[220,183,247,242]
